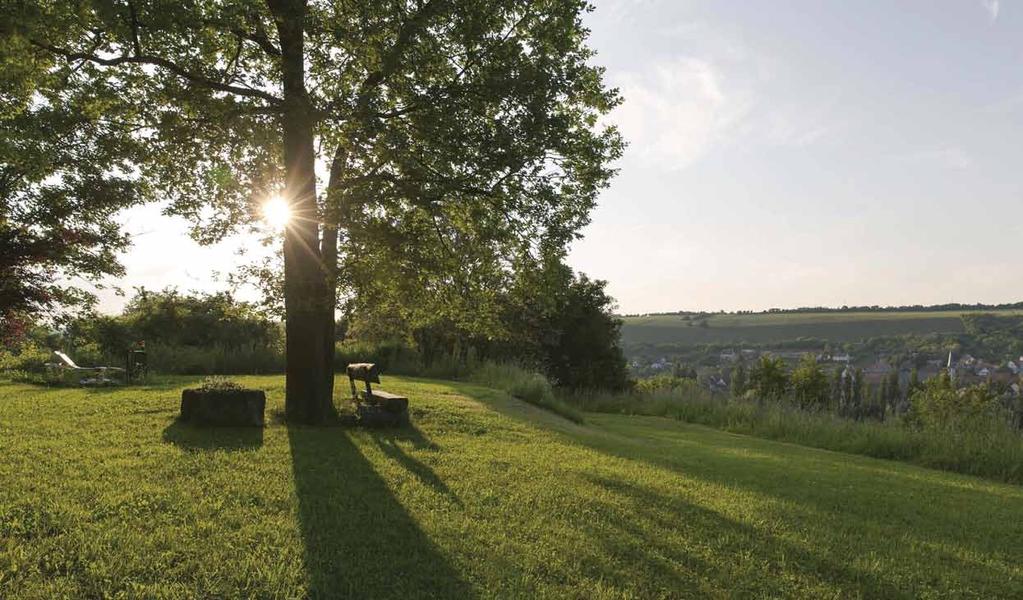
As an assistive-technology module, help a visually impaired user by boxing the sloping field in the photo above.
[1,376,1021,598]
[621,309,1023,345]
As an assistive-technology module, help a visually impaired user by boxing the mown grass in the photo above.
[1,376,1021,598]
[620,309,1023,345]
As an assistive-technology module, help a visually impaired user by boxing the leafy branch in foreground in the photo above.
[0,28,147,342]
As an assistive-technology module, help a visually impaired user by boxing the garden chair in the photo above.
[49,351,125,385]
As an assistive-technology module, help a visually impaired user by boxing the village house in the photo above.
[863,360,894,385]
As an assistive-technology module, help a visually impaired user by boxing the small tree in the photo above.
[731,360,748,396]
[748,355,789,403]
[541,273,630,391]
[884,369,902,413]
[852,367,865,408]
[790,354,829,410]
[908,368,922,396]
[839,367,865,419]
[828,367,844,410]
[908,372,1004,434]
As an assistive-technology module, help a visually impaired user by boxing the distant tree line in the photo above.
[626,313,1023,376]
[624,302,1023,319]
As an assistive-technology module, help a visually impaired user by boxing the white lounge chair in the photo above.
[49,351,125,385]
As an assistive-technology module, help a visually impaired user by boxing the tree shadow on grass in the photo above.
[287,424,474,599]
[161,419,264,451]
[76,375,206,394]
[572,419,1023,590]
[370,425,463,508]
[576,473,911,598]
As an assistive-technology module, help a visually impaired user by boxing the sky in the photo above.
[97,0,1023,315]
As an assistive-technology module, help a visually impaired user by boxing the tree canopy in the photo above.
[9,0,623,421]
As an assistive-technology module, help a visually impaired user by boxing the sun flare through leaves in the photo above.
[262,196,291,231]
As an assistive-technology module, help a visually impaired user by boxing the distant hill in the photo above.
[620,309,1023,346]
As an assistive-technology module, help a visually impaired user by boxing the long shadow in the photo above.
[575,473,912,598]
[162,419,264,451]
[371,425,463,508]
[288,424,474,599]
[453,388,1019,593]
[574,418,1023,583]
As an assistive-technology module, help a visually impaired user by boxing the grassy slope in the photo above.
[621,309,1023,345]
[1,376,1021,598]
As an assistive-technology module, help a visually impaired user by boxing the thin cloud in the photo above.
[757,102,844,149]
[891,146,973,170]
[981,0,1000,22]
[611,58,753,170]
[983,90,1023,113]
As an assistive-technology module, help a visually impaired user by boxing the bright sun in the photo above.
[262,196,291,230]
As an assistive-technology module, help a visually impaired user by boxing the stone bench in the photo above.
[347,362,408,427]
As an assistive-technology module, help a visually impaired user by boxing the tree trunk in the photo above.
[270,0,331,424]
[320,148,347,404]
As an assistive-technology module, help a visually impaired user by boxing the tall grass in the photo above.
[564,383,1023,485]
[469,362,584,423]
[143,344,285,374]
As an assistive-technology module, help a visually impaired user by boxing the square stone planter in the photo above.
[180,388,265,427]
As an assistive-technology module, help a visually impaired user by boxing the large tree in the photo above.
[10,0,622,422]
[0,27,145,343]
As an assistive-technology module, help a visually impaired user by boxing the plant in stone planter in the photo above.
[180,377,265,427]
[198,376,245,392]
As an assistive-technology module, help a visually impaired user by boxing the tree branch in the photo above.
[229,26,281,57]
[126,1,142,55]
[29,39,283,104]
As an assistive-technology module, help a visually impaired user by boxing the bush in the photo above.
[540,274,631,391]
[334,340,423,376]
[0,342,53,374]
[634,374,696,394]
[143,344,285,375]
[907,373,1006,434]
[790,354,829,410]
[469,362,584,423]
[748,355,789,402]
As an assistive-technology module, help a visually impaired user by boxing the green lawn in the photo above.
[1,376,1021,598]
[620,309,1023,345]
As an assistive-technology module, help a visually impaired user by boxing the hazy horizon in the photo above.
[96,0,1023,315]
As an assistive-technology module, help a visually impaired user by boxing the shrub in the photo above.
[748,355,789,403]
[0,342,53,373]
[142,344,285,375]
[634,375,701,395]
[907,373,1006,434]
[334,340,423,375]
[790,354,830,410]
[469,362,583,423]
